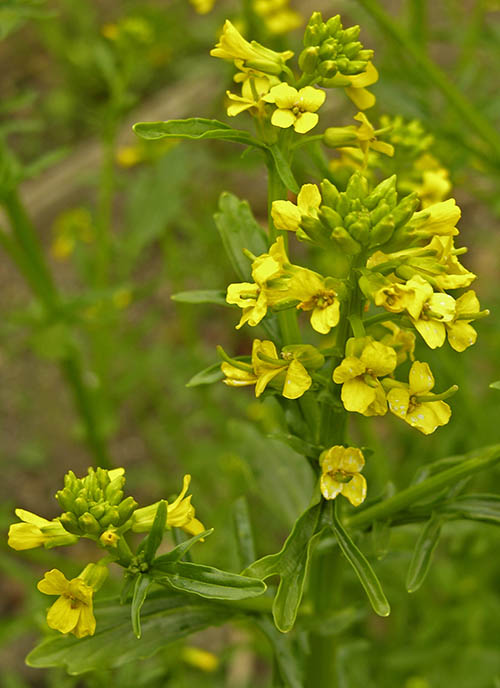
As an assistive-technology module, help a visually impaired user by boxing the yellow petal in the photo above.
[293,111,319,134]
[271,108,296,129]
[455,290,480,315]
[413,318,446,348]
[168,475,191,512]
[320,445,344,473]
[282,359,311,399]
[409,361,435,395]
[37,569,69,596]
[46,596,79,635]
[345,86,375,110]
[310,301,340,334]
[221,362,257,385]
[341,377,376,414]
[14,509,51,527]
[271,200,301,231]
[320,473,343,500]
[372,141,394,157]
[447,321,477,352]
[333,356,366,383]
[387,386,410,420]
[255,367,283,396]
[8,523,45,550]
[407,400,451,435]
[226,282,259,306]
[360,341,397,377]
[297,184,321,212]
[363,381,388,416]
[348,62,379,88]
[252,339,279,372]
[108,468,125,481]
[428,293,456,321]
[341,474,367,507]
[182,517,206,536]
[264,83,298,108]
[297,86,326,112]
[338,446,365,473]
[73,603,96,638]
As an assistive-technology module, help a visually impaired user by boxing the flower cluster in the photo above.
[8,468,204,637]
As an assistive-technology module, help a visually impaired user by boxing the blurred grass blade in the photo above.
[439,494,500,524]
[131,574,152,639]
[232,496,256,569]
[332,503,390,617]
[406,514,443,593]
[255,616,304,688]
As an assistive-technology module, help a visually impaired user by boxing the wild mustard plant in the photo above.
[8,8,499,686]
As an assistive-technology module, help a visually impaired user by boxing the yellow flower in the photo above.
[380,322,415,365]
[226,74,279,117]
[373,279,414,314]
[226,282,269,328]
[8,510,78,551]
[290,271,341,334]
[344,62,378,110]
[182,646,219,672]
[189,0,216,14]
[387,361,451,434]
[271,183,321,232]
[116,145,143,168]
[131,475,205,537]
[333,339,397,416]
[409,198,460,238]
[263,83,326,133]
[352,112,394,158]
[221,361,258,389]
[253,0,303,35]
[404,275,456,349]
[210,20,293,75]
[320,446,367,507]
[413,153,451,208]
[426,236,476,290]
[37,569,96,638]
[445,290,480,352]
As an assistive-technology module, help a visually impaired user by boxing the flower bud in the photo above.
[320,179,340,208]
[79,562,108,591]
[282,344,325,370]
[99,507,120,528]
[298,46,319,73]
[118,496,138,523]
[60,511,80,535]
[74,496,89,517]
[78,512,101,536]
[326,15,342,35]
[323,126,358,148]
[318,60,338,78]
[330,226,362,255]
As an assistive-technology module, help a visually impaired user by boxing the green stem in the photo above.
[95,129,116,287]
[356,0,500,163]
[346,443,500,530]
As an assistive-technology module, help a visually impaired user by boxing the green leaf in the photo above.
[232,496,256,569]
[26,591,235,674]
[371,519,391,560]
[153,529,213,566]
[214,191,269,281]
[255,616,304,688]
[439,494,500,524]
[152,561,266,600]
[133,118,262,148]
[244,503,321,632]
[131,574,152,639]
[331,504,390,617]
[186,361,224,388]
[171,289,229,306]
[140,501,167,564]
[406,513,443,593]
[267,432,322,459]
[268,144,299,194]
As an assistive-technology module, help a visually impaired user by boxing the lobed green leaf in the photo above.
[406,514,443,593]
[133,118,262,148]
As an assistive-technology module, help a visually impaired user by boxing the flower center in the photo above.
[314,289,336,309]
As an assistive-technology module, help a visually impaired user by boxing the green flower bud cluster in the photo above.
[56,468,138,538]
[297,173,419,255]
[299,12,373,83]
[379,115,434,159]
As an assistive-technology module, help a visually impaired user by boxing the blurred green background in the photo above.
[1,0,499,686]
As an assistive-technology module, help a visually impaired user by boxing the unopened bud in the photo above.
[74,496,89,517]
[100,507,120,528]
[323,126,357,148]
[299,46,319,73]
[78,512,101,536]
[60,511,80,535]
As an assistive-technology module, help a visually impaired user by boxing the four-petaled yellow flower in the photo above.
[131,475,205,537]
[221,339,314,399]
[271,183,321,233]
[289,271,341,334]
[263,83,326,133]
[426,236,476,290]
[8,509,78,551]
[320,446,367,507]
[352,112,394,158]
[386,361,451,434]
[333,339,397,416]
[37,569,96,638]
[404,275,456,349]
[210,20,293,75]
